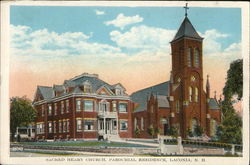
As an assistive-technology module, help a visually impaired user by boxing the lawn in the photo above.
[17,141,154,148]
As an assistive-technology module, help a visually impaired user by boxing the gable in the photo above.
[96,86,114,96]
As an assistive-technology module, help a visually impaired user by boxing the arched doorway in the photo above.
[190,118,198,135]
[161,118,169,135]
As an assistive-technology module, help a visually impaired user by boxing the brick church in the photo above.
[131,12,221,138]
[33,9,221,140]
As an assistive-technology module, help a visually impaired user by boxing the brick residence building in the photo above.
[33,73,132,140]
[33,14,221,140]
[131,15,221,138]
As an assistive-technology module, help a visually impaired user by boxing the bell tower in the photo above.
[169,4,207,137]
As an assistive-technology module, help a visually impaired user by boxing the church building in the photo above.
[131,9,221,138]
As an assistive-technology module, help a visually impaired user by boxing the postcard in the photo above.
[0,1,249,165]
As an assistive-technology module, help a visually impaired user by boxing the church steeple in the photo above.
[171,4,203,43]
[171,17,203,43]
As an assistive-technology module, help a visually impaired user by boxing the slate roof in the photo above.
[208,98,220,110]
[157,95,170,108]
[53,85,65,92]
[172,17,203,42]
[35,73,123,100]
[131,81,169,112]
[66,76,115,92]
[38,86,54,100]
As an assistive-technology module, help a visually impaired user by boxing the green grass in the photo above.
[23,150,79,156]
[17,141,151,148]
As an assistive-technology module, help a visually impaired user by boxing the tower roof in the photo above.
[171,17,203,42]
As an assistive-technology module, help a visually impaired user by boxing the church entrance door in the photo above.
[163,123,169,135]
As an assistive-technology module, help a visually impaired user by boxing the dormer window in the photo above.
[116,89,122,95]
[82,81,92,93]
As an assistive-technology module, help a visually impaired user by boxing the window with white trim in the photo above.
[84,120,94,131]
[48,122,52,133]
[116,89,122,95]
[119,103,127,113]
[76,119,82,132]
[84,83,92,93]
[120,120,128,131]
[36,123,44,134]
[63,121,67,133]
[48,104,52,116]
[66,100,69,113]
[112,102,117,112]
[84,100,94,112]
[76,99,81,111]
[61,101,64,114]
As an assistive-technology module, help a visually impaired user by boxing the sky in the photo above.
[9,5,242,104]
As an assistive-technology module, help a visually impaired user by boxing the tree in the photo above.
[147,124,155,138]
[217,100,242,144]
[169,126,178,138]
[217,59,243,144]
[10,96,37,142]
[135,126,141,137]
[194,125,203,137]
[223,59,243,101]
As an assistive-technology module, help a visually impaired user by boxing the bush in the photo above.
[135,126,141,137]
[169,126,178,138]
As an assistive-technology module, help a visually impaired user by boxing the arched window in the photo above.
[194,48,199,67]
[187,47,192,67]
[195,87,198,102]
[210,119,217,137]
[189,86,193,102]
[190,118,198,134]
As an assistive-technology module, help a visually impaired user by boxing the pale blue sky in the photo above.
[10,6,241,51]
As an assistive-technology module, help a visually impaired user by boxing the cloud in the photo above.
[105,13,143,30]
[225,42,241,53]
[95,10,105,15]
[110,25,176,54]
[199,29,229,54]
[10,24,121,58]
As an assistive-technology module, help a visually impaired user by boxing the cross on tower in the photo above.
[184,3,189,17]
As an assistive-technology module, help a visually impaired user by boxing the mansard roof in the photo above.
[131,81,170,112]
[171,17,203,42]
[208,98,220,110]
